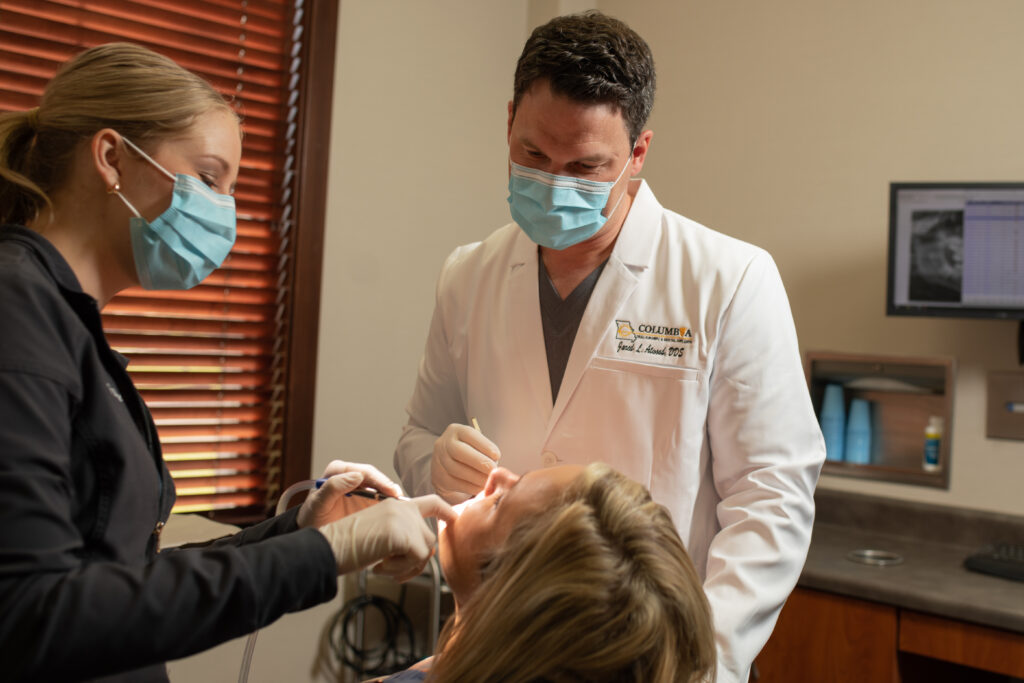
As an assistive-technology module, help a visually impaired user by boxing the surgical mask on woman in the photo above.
[506,150,633,250]
[110,136,236,290]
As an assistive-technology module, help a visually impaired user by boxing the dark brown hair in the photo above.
[512,11,656,142]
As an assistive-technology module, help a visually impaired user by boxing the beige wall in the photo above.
[600,0,1024,515]
[312,0,530,483]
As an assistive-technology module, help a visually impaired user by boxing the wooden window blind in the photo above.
[0,0,332,518]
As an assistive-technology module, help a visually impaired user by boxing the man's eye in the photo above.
[199,173,217,189]
[492,494,503,509]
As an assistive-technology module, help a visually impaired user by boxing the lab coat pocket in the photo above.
[589,355,700,381]
[550,356,706,495]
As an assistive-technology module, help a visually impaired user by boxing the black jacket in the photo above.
[0,226,337,682]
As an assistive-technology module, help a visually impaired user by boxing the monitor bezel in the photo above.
[886,181,1024,320]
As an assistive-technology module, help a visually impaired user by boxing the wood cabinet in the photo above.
[754,588,899,683]
[755,587,1024,682]
[899,610,1024,679]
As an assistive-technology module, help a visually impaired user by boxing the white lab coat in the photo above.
[395,179,825,682]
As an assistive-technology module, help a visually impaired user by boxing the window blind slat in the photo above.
[122,354,270,372]
[151,405,270,422]
[113,288,276,306]
[156,423,268,440]
[170,494,265,513]
[169,474,265,490]
[102,298,272,319]
[141,389,270,406]
[102,317,274,338]
[42,0,287,48]
[166,456,266,472]
[0,49,55,80]
[0,89,41,110]
[57,0,288,39]
[106,334,273,355]
[3,3,286,66]
[162,441,267,457]
[117,0,289,23]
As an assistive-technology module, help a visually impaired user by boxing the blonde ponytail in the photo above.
[0,109,51,226]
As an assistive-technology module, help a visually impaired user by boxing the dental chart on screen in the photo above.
[887,183,1024,319]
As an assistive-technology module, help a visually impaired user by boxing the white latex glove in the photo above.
[297,460,405,529]
[318,495,455,582]
[431,423,501,504]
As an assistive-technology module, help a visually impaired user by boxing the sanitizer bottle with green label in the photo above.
[923,416,943,472]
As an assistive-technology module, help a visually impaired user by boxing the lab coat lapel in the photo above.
[549,256,638,428]
[549,180,661,428]
[508,230,554,424]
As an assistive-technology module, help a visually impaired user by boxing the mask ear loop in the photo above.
[108,180,142,219]
[121,136,177,183]
[108,133,176,219]
[603,143,638,218]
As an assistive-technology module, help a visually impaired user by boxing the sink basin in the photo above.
[847,548,904,566]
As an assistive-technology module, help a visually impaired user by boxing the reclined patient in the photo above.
[380,462,716,682]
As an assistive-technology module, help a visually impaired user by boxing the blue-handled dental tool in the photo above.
[314,478,409,500]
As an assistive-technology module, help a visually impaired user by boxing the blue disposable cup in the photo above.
[844,398,872,465]
[820,383,845,462]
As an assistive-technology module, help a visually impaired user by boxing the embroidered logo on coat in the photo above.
[615,320,637,341]
[613,320,693,359]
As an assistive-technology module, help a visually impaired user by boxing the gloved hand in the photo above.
[431,423,501,504]
[297,460,405,529]
[317,495,455,582]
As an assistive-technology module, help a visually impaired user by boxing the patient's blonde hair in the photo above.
[0,42,235,226]
[430,463,716,683]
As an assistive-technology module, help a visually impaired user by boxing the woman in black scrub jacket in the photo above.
[0,43,452,682]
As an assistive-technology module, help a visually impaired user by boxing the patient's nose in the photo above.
[483,466,519,497]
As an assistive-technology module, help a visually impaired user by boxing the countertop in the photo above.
[800,489,1024,634]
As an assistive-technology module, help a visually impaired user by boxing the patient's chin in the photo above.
[438,524,470,604]
[437,496,474,554]
[438,497,480,605]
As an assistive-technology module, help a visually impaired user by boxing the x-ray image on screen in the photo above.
[889,183,1024,319]
[908,210,964,303]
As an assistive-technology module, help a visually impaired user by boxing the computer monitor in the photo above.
[887,182,1024,319]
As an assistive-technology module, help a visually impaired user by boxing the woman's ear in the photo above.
[91,128,123,191]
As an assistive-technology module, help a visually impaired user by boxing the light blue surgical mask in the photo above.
[507,152,632,250]
[112,137,236,290]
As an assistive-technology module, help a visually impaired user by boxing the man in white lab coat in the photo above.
[394,11,825,682]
